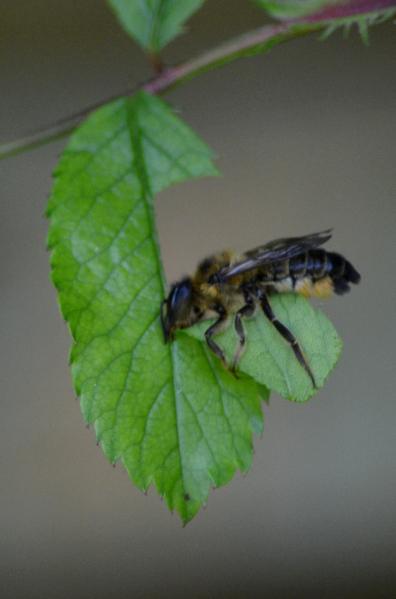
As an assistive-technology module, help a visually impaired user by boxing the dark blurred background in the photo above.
[1,1,395,598]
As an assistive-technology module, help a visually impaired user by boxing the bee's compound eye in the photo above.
[192,305,201,315]
[169,279,192,311]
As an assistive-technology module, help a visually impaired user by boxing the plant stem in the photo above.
[1,0,395,160]
[143,23,318,95]
[0,88,135,160]
[148,52,165,74]
[0,22,319,161]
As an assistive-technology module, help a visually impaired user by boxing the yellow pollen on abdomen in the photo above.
[295,276,333,298]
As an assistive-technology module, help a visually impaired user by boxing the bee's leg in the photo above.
[204,308,229,367]
[231,298,255,372]
[259,292,317,388]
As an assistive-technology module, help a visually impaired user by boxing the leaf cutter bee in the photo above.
[161,230,360,387]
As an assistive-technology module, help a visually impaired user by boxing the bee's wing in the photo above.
[217,229,332,281]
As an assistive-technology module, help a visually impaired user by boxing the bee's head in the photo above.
[161,277,202,342]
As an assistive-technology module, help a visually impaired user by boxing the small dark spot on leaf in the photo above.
[184,493,190,502]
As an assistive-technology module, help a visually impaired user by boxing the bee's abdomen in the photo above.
[325,251,361,295]
[289,249,328,280]
[277,250,361,297]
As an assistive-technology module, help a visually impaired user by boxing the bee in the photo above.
[161,230,360,387]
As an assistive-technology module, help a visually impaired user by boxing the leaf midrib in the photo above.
[125,95,191,500]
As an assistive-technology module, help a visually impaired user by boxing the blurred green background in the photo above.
[1,1,395,597]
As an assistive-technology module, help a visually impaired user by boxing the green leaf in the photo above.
[185,294,343,403]
[108,0,205,52]
[255,0,331,20]
[47,90,266,523]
